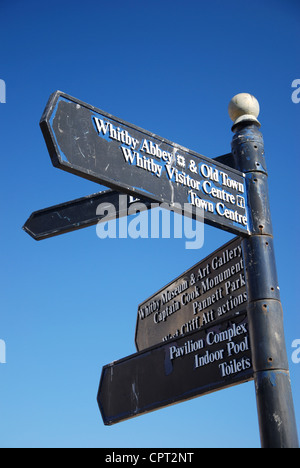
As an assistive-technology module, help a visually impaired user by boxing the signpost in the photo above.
[98,312,253,425]
[135,237,246,351]
[23,91,298,447]
[40,91,250,236]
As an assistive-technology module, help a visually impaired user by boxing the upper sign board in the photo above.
[40,91,250,236]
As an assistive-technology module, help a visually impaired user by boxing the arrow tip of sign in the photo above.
[22,217,41,241]
[229,93,260,129]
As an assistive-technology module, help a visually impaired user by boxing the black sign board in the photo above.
[98,312,253,426]
[40,91,250,236]
[23,190,151,241]
[135,237,246,351]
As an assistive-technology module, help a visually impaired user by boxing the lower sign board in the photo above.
[135,236,247,351]
[40,91,250,236]
[98,312,253,426]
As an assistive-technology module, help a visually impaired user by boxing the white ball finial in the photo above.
[228,93,260,128]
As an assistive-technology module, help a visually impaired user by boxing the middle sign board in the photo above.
[40,91,250,237]
[135,237,246,351]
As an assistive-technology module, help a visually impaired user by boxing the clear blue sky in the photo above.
[0,0,299,448]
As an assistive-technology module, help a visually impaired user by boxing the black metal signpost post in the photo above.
[229,94,299,448]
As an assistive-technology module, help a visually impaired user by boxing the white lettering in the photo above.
[216,202,247,226]
[202,181,236,204]
[195,348,224,368]
[166,166,201,190]
[188,190,214,212]
[200,164,219,182]
[219,357,251,377]
[169,338,204,361]
[140,139,172,163]
[93,117,110,135]
[207,323,247,345]
[220,172,244,193]
[121,146,136,164]
[93,118,138,149]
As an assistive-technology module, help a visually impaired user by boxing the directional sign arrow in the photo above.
[40,91,250,236]
[98,312,253,426]
[135,236,246,352]
[23,190,151,241]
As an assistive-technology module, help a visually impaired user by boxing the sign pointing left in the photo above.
[23,190,151,241]
[40,91,250,236]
